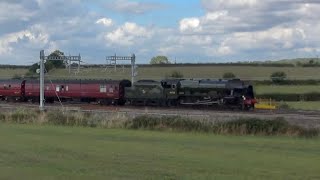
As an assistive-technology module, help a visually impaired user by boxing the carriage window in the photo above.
[46,86,50,90]
[100,85,107,93]
[56,85,61,92]
[66,86,69,92]
[109,87,114,93]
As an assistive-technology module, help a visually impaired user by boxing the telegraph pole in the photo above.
[39,50,81,111]
[39,50,45,111]
[131,53,136,84]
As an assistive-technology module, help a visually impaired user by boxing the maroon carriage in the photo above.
[0,79,25,101]
[24,79,131,105]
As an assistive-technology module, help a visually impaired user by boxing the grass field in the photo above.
[0,68,28,79]
[1,66,320,80]
[0,124,319,179]
[255,85,320,94]
[50,66,320,80]
[286,101,320,110]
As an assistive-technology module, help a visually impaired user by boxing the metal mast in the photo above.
[39,50,81,111]
[106,53,137,84]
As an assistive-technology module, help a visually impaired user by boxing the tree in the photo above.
[150,56,171,64]
[223,72,236,79]
[270,71,287,83]
[48,50,66,68]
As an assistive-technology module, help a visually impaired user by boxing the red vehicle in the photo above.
[0,79,25,101]
[24,79,131,105]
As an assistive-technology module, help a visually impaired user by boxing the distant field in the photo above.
[49,66,320,80]
[0,66,320,80]
[256,85,320,94]
[0,124,319,179]
[286,101,320,111]
[0,68,28,79]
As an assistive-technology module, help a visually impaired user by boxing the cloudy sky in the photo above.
[0,0,319,65]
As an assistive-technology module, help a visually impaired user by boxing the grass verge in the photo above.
[0,124,319,179]
[0,109,319,138]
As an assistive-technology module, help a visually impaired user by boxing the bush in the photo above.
[253,79,320,85]
[126,116,212,132]
[271,71,287,83]
[278,102,290,110]
[10,109,38,124]
[257,92,320,101]
[170,70,184,78]
[0,113,6,122]
[126,116,319,137]
[223,72,236,79]
[46,111,89,126]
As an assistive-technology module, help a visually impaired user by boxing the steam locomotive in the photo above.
[0,78,256,110]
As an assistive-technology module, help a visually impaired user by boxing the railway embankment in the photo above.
[0,108,318,138]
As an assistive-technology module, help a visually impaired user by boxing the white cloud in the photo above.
[219,26,306,54]
[0,25,49,55]
[179,18,201,32]
[96,18,113,27]
[105,22,152,46]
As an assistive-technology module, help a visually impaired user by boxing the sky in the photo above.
[0,0,320,65]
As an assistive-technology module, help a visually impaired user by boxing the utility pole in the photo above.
[39,50,81,111]
[131,53,136,85]
[39,50,45,111]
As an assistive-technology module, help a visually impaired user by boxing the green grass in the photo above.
[286,101,320,111]
[0,124,319,180]
[1,66,320,80]
[256,85,320,94]
[50,66,320,80]
[0,68,28,79]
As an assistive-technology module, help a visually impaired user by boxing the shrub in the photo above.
[257,92,320,101]
[0,113,6,122]
[46,111,89,126]
[126,116,319,137]
[278,102,290,110]
[170,70,184,78]
[126,116,211,132]
[270,71,287,83]
[253,79,320,85]
[223,72,236,79]
[10,109,38,124]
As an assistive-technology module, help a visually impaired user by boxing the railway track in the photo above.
[1,102,320,129]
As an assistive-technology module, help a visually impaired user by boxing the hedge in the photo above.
[257,92,320,101]
[252,79,320,85]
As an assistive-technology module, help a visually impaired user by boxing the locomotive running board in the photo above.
[180,101,221,105]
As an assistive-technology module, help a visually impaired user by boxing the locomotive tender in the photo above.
[0,78,256,110]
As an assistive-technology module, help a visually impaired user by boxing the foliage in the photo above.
[0,109,318,138]
[278,102,290,110]
[126,116,318,137]
[26,50,65,75]
[270,71,287,83]
[257,92,320,101]
[12,74,22,79]
[223,72,236,79]
[170,70,184,78]
[48,50,66,68]
[253,79,320,85]
[150,56,171,64]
